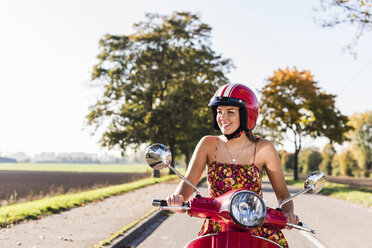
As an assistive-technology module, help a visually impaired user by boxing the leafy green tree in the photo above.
[319,143,336,175]
[299,147,323,174]
[86,12,233,177]
[315,0,372,56]
[347,111,372,177]
[260,67,351,180]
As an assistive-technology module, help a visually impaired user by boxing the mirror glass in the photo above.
[304,171,326,194]
[145,143,172,170]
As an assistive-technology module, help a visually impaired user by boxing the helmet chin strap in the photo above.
[224,126,244,140]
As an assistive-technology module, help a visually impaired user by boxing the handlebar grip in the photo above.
[152,199,168,207]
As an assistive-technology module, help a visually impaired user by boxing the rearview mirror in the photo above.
[145,143,201,195]
[145,143,172,170]
[304,171,326,194]
[279,170,326,209]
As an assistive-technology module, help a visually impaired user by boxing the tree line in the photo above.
[280,110,372,178]
[87,11,371,179]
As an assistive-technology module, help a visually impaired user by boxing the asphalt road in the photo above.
[137,180,372,248]
[0,181,179,248]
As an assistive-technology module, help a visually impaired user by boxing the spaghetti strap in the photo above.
[252,142,257,164]
[214,137,218,161]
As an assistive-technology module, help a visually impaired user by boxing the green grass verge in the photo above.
[0,175,177,228]
[286,179,372,208]
[0,163,152,173]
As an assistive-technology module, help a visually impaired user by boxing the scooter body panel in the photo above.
[185,231,281,248]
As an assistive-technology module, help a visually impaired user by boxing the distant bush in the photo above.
[299,147,322,174]
[279,150,294,171]
[319,143,336,175]
[0,157,16,163]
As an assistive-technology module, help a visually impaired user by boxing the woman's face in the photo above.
[216,106,240,135]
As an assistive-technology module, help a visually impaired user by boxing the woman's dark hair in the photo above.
[246,130,260,143]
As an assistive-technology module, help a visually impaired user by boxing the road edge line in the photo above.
[98,176,207,247]
[299,231,327,248]
[93,207,168,247]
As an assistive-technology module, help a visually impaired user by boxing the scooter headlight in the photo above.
[229,190,266,228]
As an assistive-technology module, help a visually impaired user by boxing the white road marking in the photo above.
[300,231,327,248]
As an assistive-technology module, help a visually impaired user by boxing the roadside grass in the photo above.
[285,179,372,208]
[0,163,152,173]
[0,175,177,228]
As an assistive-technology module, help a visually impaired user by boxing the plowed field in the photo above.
[0,170,150,203]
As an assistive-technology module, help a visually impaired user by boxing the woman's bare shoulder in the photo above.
[255,138,279,168]
[199,135,219,147]
[194,136,219,162]
[256,138,277,153]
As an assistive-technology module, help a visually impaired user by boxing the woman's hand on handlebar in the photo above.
[284,212,299,230]
[166,194,186,213]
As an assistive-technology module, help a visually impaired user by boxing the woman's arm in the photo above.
[167,136,214,210]
[259,139,299,225]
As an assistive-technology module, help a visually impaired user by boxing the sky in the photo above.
[0,0,371,157]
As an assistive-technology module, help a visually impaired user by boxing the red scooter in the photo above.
[145,144,326,248]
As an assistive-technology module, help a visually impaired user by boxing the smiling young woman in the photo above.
[216,106,240,135]
[166,83,298,248]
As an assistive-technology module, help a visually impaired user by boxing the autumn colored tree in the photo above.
[260,67,351,180]
[333,150,359,176]
[347,111,372,177]
[86,12,233,176]
[331,153,341,176]
[315,0,372,56]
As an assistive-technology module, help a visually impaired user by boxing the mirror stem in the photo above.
[278,187,312,209]
[166,161,200,195]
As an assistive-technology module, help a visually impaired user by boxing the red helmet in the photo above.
[209,83,259,130]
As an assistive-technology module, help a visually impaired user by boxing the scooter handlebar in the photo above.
[152,198,190,210]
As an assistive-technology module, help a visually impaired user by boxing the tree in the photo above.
[298,147,323,174]
[280,150,295,171]
[347,111,372,177]
[319,143,336,175]
[86,12,233,176]
[336,149,358,176]
[331,153,342,176]
[260,67,351,180]
[254,125,284,147]
[315,0,372,56]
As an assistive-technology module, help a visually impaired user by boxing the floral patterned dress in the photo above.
[199,141,289,247]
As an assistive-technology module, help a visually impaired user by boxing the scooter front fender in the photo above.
[185,231,282,248]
